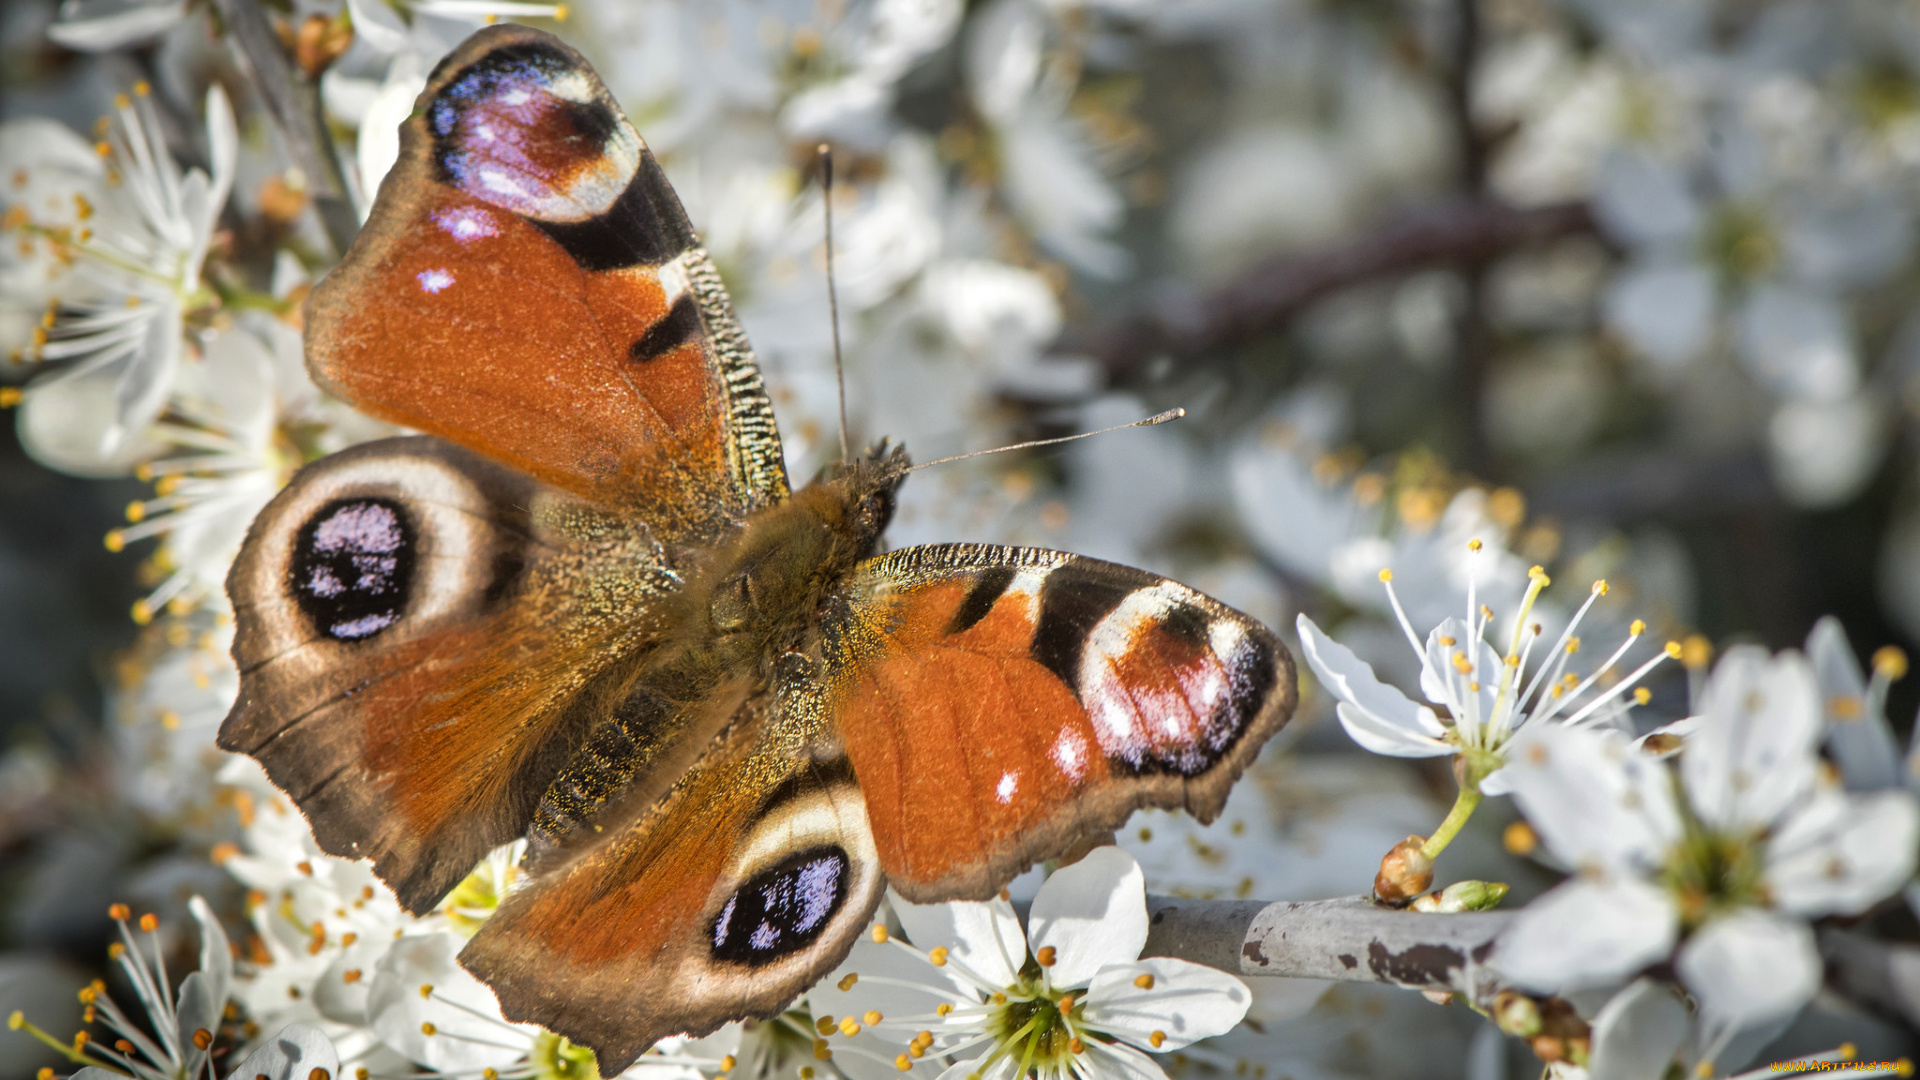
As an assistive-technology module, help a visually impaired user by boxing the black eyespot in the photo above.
[290,498,415,642]
[711,846,849,967]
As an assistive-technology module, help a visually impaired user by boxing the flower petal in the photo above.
[188,894,232,1009]
[1684,646,1822,833]
[1296,615,1450,758]
[225,1023,341,1080]
[1765,787,1920,917]
[46,0,188,51]
[1503,725,1681,874]
[1029,847,1148,989]
[1079,1036,1174,1080]
[1674,911,1819,1032]
[811,934,975,1056]
[1601,260,1715,369]
[1081,958,1251,1051]
[1585,979,1686,1080]
[1491,878,1677,994]
[1806,617,1902,791]
[893,892,1025,990]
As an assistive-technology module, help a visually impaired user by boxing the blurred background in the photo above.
[3,0,1919,1075]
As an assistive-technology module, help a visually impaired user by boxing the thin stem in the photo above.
[1420,782,1483,861]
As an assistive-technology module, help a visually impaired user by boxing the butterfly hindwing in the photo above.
[461,695,884,1074]
[219,436,678,912]
[817,544,1296,901]
[307,25,787,535]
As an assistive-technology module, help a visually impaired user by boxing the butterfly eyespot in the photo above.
[710,846,850,966]
[289,498,415,642]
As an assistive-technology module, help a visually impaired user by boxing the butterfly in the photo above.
[218,24,1296,1073]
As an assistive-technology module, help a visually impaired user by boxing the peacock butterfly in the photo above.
[218,24,1296,1072]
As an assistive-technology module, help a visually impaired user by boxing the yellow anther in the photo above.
[1694,1062,1713,1079]
[133,80,150,96]
[860,1011,881,1026]
[936,1004,954,1017]
[1057,994,1075,1013]
[802,1068,817,1079]
[108,903,130,920]
[815,1015,836,1036]
[1505,655,1519,668]
[895,1055,912,1071]
[419,983,434,999]
[838,972,858,992]
[928,946,948,967]
[1134,973,1156,990]
[130,598,151,623]
[0,388,20,409]
[1839,1044,1857,1061]
[193,1028,212,1050]
[1438,636,1456,646]
[914,1031,933,1049]
[1663,641,1683,659]
[138,912,157,932]
[839,1017,861,1037]
[1503,821,1537,857]
[1467,539,1482,552]
[1469,681,1480,692]
[1528,565,1547,581]
[554,4,569,18]
[1069,1038,1085,1055]
[72,1031,88,1050]
[992,993,1007,1005]
[871,925,889,943]
[125,501,145,523]
[719,1056,736,1073]
[1481,604,1494,620]
[1629,619,1646,636]
[1036,946,1056,967]
[1150,1031,1167,1049]
[114,93,130,109]
[1592,579,1609,595]
[420,1022,436,1036]
[108,943,124,959]
[1874,646,1908,681]
[342,969,361,984]
[1633,687,1651,705]
[1680,634,1712,669]
[6,1011,19,1030]
[1378,568,1393,582]
[814,1038,832,1060]
[1452,652,1472,674]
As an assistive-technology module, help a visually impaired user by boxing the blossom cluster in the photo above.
[5,0,1920,1077]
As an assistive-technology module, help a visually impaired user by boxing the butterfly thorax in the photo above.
[523,451,903,860]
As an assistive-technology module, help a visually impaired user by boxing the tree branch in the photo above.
[212,0,359,257]
[1143,895,1510,1002]
[1058,199,1593,387]
[1146,895,1920,1033]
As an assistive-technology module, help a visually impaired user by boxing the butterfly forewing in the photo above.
[307,26,786,534]
[814,543,1295,901]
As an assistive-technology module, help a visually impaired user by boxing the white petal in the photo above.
[356,74,429,216]
[1079,1037,1173,1080]
[893,893,1025,990]
[1296,615,1451,757]
[1585,979,1686,1080]
[810,936,974,1051]
[1684,646,1822,833]
[1601,260,1715,368]
[1738,285,1858,402]
[1765,787,1920,917]
[1805,617,1902,790]
[1766,395,1888,511]
[202,83,238,234]
[1592,150,1701,248]
[1675,911,1819,1031]
[366,933,535,1072]
[1492,878,1677,994]
[1080,958,1251,1051]
[1029,847,1148,988]
[188,895,232,1008]
[16,369,166,476]
[224,1023,339,1080]
[1503,725,1681,874]
[344,0,412,53]
[47,0,187,50]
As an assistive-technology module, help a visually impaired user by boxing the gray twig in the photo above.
[1146,895,1920,1033]
[212,0,360,256]
[1057,199,1593,387]
[1143,895,1510,1003]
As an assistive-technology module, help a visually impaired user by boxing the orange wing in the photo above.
[218,437,673,912]
[818,544,1296,901]
[307,26,786,532]
[461,711,884,1074]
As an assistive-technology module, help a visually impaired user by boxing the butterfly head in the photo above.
[818,438,909,550]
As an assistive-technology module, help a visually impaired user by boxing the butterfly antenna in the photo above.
[820,144,851,464]
[901,408,1187,475]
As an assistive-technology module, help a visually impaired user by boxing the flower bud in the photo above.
[1493,991,1542,1038]
[1408,880,1509,913]
[1374,837,1434,904]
